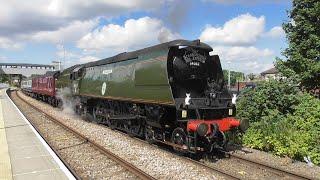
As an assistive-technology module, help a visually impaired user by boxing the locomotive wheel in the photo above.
[94,108,104,124]
[136,125,144,138]
[128,124,143,137]
[216,131,227,149]
[75,105,81,115]
[124,123,133,136]
[58,100,63,108]
[106,118,116,130]
[171,128,188,154]
[144,127,155,144]
[92,108,101,123]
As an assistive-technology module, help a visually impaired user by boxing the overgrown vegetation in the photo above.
[237,80,320,164]
[222,70,244,86]
[236,0,320,165]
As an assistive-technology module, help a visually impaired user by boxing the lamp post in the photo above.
[227,61,231,90]
[58,43,66,70]
[63,46,66,70]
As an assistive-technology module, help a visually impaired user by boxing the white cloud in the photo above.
[210,46,274,73]
[54,44,83,63]
[0,0,168,37]
[203,0,287,5]
[264,26,285,38]
[47,0,166,19]
[244,61,273,73]
[0,56,8,62]
[30,20,98,43]
[199,13,265,46]
[0,1,65,36]
[0,37,23,50]
[199,13,279,73]
[0,0,175,51]
[78,56,100,63]
[63,55,100,68]
[158,28,181,43]
[211,46,273,61]
[52,44,100,68]
[56,50,79,60]
[77,16,180,52]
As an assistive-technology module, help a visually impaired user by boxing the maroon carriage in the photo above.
[32,71,60,106]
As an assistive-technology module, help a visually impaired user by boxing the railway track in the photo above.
[12,90,316,180]
[223,151,313,180]
[118,130,313,180]
[11,90,155,180]
[112,128,241,179]
[104,117,313,180]
[91,116,313,180]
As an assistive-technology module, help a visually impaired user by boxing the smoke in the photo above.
[56,87,76,115]
[166,0,192,32]
[158,28,181,43]
[157,0,192,43]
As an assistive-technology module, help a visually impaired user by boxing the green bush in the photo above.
[237,80,320,165]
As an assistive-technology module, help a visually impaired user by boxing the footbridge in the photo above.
[0,63,55,85]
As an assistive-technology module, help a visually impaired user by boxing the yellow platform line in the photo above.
[0,90,13,180]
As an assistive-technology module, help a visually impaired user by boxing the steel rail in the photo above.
[16,90,313,180]
[14,90,155,180]
[185,157,240,180]
[8,90,81,180]
[110,119,313,180]
[106,127,241,179]
[224,152,312,180]
[16,90,240,180]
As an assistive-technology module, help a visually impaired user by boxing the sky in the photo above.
[0,0,291,74]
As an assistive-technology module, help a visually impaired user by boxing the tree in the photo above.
[0,74,9,83]
[247,73,255,81]
[276,0,320,91]
[222,70,244,86]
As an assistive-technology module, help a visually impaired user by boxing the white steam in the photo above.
[56,87,76,115]
[157,28,181,43]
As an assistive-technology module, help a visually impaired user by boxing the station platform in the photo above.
[0,89,74,180]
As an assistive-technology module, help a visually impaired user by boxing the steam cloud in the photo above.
[157,0,192,43]
[56,87,76,115]
[158,28,178,43]
[166,0,191,32]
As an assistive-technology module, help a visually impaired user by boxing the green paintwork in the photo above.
[56,72,70,89]
[78,49,174,105]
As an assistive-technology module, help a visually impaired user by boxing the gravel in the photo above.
[11,92,140,180]
[229,146,320,179]
[15,90,320,180]
[15,91,225,180]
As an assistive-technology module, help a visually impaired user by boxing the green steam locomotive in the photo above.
[35,40,247,154]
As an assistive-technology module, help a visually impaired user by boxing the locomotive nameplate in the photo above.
[183,48,206,63]
[102,69,113,75]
